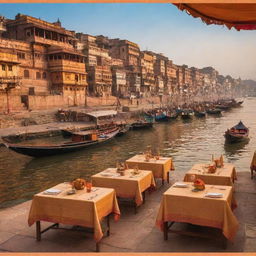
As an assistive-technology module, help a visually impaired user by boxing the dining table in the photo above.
[156,182,238,245]
[125,154,174,185]
[183,163,237,186]
[92,168,156,212]
[28,182,120,251]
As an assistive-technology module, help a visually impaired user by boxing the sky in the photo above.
[0,3,256,80]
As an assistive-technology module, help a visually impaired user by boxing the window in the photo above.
[42,72,47,79]
[2,64,6,71]
[28,87,35,95]
[36,72,41,79]
[24,70,29,78]
[75,75,79,82]
[17,52,25,59]
[8,65,12,71]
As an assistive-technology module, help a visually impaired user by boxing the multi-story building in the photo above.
[87,65,112,97]
[140,51,155,96]
[109,39,140,68]
[166,60,178,95]
[0,46,22,112]
[76,33,111,66]
[126,71,141,97]
[0,14,88,109]
[111,67,128,98]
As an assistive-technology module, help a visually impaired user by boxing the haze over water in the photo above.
[0,97,255,208]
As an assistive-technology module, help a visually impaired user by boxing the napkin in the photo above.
[43,189,61,195]
[173,182,188,188]
[205,192,223,198]
[100,173,113,177]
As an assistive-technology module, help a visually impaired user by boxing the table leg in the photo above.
[167,171,170,184]
[134,201,138,214]
[107,214,110,236]
[222,236,227,249]
[96,242,100,252]
[142,191,146,204]
[36,221,41,241]
[162,178,164,186]
[164,221,168,240]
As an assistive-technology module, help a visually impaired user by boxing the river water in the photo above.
[0,97,255,209]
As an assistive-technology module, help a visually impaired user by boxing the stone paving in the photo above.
[0,171,255,253]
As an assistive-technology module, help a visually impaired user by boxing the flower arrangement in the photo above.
[193,178,205,190]
[72,178,86,190]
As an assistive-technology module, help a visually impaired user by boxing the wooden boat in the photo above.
[117,124,130,136]
[181,110,193,119]
[224,121,249,143]
[194,111,206,117]
[216,105,230,110]
[206,109,222,115]
[2,128,120,157]
[131,120,153,130]
[169,112,179,120]
[155,113,169,122]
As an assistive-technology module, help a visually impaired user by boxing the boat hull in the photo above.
[3,130,119,157]
[131,123,153,130]
[207,109,222,115]
[194,112,206,117]
[224,132,249,143]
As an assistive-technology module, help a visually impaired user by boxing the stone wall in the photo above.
[0,94,25,112]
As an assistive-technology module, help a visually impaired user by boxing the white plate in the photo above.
[100,173,113,177]
[205,192,223,198]
[173,182,188,188]
[44,189,61,194]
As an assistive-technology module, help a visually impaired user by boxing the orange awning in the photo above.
[174,4,256,31]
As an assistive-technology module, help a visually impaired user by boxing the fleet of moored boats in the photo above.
[2,98,248,157]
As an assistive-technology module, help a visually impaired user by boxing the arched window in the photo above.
[24,70,29,78]
[36,72,41,79]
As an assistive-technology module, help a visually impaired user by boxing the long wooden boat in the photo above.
[224,121,249,143]
[216,105,231,110]
[194,111,206,117]
[206,109,222,115]
[131,120,153,130]
[2,128,120,157]
[181,110,193,119]
[117,124,130,136]
[155,113,169,122]
[169,112,179,120]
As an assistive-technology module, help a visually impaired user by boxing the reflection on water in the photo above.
[224,140,250,157]
[0,98,255,208]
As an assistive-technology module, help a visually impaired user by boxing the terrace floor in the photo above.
[0,171,256,253]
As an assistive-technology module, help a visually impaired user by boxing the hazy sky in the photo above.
[1,3,256,80]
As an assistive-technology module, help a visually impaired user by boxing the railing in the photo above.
[0,76,22,84]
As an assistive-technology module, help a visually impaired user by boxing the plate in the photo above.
[43,189,61,195]
[173,182,188,188]
[100,173,113,177]
[205,192,223,198]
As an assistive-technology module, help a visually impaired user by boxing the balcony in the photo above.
[0,52,19,64]
[27,35,74,49]
[0,76,21,89]
[48,59,86,73]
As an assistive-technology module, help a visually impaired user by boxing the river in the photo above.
[0,97,255,208]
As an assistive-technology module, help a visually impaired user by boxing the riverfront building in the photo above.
[0,13,243,113]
